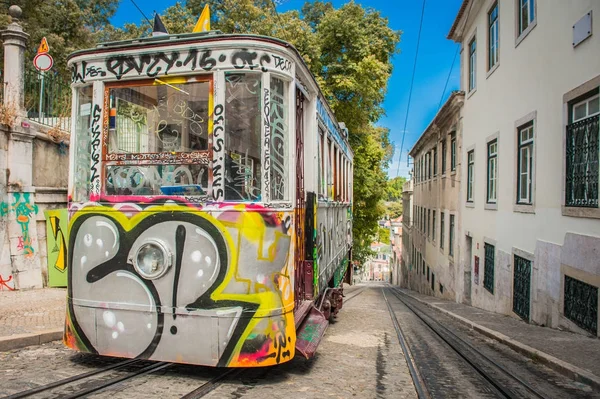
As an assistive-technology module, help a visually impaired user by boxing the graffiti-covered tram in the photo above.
[65,31,353,367]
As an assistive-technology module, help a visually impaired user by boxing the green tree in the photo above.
[0,0,120,78]
[376,227,391,245]
[385,202,403,219]
[386,176,407,201]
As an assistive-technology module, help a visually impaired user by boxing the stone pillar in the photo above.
[0,6,43,289]
[1,5,29,117]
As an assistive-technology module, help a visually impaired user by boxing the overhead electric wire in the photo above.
[437,0,475,111]
[130,0,153,29]
[269,0,292,43]
[395,0,427,178]
[437,45,459,110]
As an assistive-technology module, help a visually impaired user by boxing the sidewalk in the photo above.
[0,288,66,351]
[397,287,600,391]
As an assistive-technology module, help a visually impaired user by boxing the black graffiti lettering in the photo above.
[90,104,102,183]
[213,137,224,152]
[146,52,180,77]
[72,61,87,84]
[272,54,291,72]
[259,54,271,72]
[182,49,199,70]
[106,54,152,80]
[231,49,259,70]
[199,50,217,71]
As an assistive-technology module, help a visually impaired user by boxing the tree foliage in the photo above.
[386,176,407,202]
[0,0,120,80]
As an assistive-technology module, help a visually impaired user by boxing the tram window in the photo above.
[270,76,289,201]
[319,129,326,199]
[327,138,333,199]
[224,73,261,201]
[333,146,338,200]
[73,86,93,202]
[107,79,210,154]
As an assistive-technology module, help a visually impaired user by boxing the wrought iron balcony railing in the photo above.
[565,114,599,208]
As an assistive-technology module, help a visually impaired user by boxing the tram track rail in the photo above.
[385,286,547,399]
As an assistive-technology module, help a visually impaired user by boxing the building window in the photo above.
[427,152,432,180]
[468,36,477,92]
[431,273,435,291]
[484,243,495,294]
[566,91,599,208]
[564,275,598,335]
[517,122,534,204]
[427,265,430,281]
[467,150,474,202]
[518,0,535,36]
[449,215,455,256]
[442,139,447,174]
[440,212,445,249]
[433,146,438,176]
[451,136,457,171]
[427,209,431,238]
[488,3,499,70]
[432,210,436,242]
[487,140,498,203]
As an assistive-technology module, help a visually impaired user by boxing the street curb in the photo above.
[399,290,600,392]
[0,329,63,352]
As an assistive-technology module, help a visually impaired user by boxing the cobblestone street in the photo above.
[1,284,599,398]
[0,288,66,336]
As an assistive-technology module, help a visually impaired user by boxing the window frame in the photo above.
[468,35,477,92]
[451,135,457,172]
[517,122,534,205]
[440,211,445,250]
[515,0,537,46]
[487,139,498,204]
[441,139,447,175]
[467,149,475,203]
[449,214,455,257]
[484,242,495,294]
[488,2,499,71]
[433,146,438,176]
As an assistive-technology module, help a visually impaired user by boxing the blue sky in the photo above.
[111,0,463,178]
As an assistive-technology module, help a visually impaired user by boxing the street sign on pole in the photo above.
[33,37,53,72]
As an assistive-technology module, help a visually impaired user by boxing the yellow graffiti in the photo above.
[69,204,295,367]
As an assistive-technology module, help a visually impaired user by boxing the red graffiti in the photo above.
[0,274,15,291]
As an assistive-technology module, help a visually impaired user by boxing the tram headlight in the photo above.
[133,240,172,279]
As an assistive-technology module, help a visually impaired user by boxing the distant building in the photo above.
[401,179,413,288]
[365,242,391,282]
[448,0,600,336]
[408,91,464,300]
[390,216,403,285]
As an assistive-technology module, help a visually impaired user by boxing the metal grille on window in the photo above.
[483,243,494,294]
[513,255,531,321]
[565,114,599,208]
[564,275,598,335]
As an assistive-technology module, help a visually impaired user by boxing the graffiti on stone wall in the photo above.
[65,200,295,367]
[0,274,15,291]
[45,208,69,287]
[1,193,39,257]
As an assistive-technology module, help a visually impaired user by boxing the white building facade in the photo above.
[408,92,464,300]
[449,0,600,336]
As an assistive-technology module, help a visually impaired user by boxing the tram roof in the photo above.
[68,31,353,158]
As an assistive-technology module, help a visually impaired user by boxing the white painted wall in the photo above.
[456,0,600,330]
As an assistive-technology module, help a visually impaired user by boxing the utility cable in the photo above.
[395,0,427,178]
[130,0,153,29]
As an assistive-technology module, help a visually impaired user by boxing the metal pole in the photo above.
[38,71,44,120]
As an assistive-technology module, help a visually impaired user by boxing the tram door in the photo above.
[294,88,308,307]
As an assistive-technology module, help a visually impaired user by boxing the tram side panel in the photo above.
[65,204,296,368]
[315,203,351,295]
